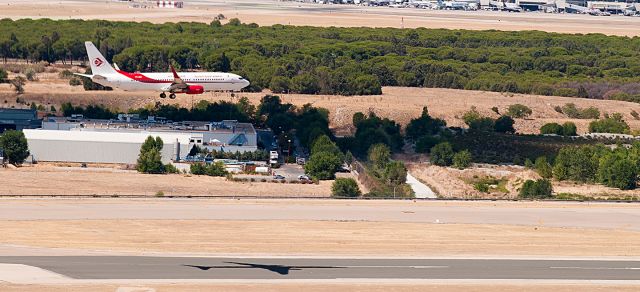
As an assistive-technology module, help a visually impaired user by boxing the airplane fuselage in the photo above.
[94,71,249,92]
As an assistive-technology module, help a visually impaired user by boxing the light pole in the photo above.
[287,139,292,163]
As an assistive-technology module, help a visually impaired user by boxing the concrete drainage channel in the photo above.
[406,173,436,199]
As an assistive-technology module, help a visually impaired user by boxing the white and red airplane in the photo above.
[75,42,250,99]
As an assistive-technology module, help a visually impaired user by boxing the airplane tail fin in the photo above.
[85,41,117,75]
[170,64,183,83]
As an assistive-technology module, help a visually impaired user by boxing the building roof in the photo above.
[23,129,193,144]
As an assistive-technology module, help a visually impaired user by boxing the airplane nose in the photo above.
[242,79,250,87]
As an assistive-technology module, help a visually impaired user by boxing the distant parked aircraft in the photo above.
[75,42,250,99]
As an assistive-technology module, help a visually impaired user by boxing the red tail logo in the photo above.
[94,58,104,67]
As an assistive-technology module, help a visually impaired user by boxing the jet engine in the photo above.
[185,85,204,95]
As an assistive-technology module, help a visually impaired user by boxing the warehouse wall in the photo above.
[26,139,178,164]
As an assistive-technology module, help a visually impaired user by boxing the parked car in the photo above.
[298,175,311,181]
[273,174,286,180]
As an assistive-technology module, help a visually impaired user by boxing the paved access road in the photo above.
[1,256,640,280]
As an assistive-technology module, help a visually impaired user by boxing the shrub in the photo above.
[507,104,532,119]
[562,122,577,136]
[588,113,630,134]
[474,182,489,193]
[24,68,37,81]
[453,150,472,169]
[632,110,640,120]
[562,103,600,119]
[534,156,553,179]
[331,178,362,198]
[540,123,563,135]
[164,163,179,174]
[494,115,515,133]
[10,76,25,94]
[155,190,164,197]
[190,162,207,175]
[519,179,553,199]
[491,106,500,115]
[0,68,7,82]
[58,69,74,79]
[69,77,82,86]
[430,142,455,166]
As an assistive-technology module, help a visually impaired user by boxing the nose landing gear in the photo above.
[160,92,166,98]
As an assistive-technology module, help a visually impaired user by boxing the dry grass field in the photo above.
[4,71,640,135]
[3,0,640,36]
[2,220,639,257]
[0,165,332,197]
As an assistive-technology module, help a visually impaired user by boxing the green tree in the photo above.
[331,178,362,198]
[453,150,472,169]
[553,146,599,182]
[494,115,515,134]
[368,143,391,170]
[291,73,319,94]
[415,136,441,153]
[597,154,637,190]
[384,160,407,187]
[507,104,532,119]
[269,76,290,93]
[0,130,29,165]
[430,142,455,166]
[304,151,342,180]
[311,135,342,158]
[534,156,552,179]
[136,136,166,174]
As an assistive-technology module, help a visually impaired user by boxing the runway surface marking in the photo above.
[1,256,639,282]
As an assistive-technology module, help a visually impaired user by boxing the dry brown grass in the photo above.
[5,79,640,135]
[2,220,639,257]
[0,165,331,197]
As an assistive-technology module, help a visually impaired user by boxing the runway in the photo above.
[1,256,640,281]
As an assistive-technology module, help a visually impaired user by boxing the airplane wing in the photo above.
[164,65,190,92]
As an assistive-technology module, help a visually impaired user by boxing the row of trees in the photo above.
[6,18,640,97]
[530,143,640,190]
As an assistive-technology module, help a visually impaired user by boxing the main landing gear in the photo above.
[159,92,176,99]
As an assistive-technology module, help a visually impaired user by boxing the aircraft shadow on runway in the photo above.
[183,261,342,275]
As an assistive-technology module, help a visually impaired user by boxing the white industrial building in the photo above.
[23,129,191,164]
[25,118,260,164]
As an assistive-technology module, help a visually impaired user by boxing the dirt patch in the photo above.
[1,220,639,257]
[408,164,539,199]
[0,165,331,197]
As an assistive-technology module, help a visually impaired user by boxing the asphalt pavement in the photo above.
[1,256,639,281]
